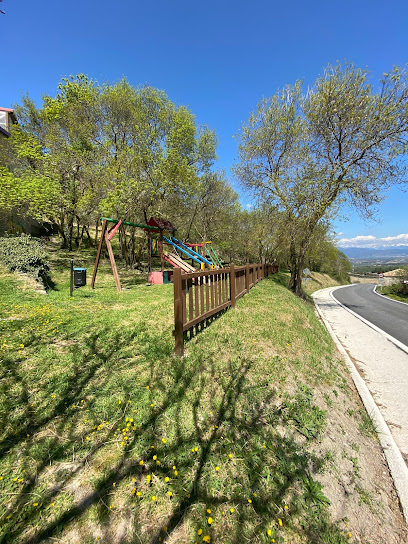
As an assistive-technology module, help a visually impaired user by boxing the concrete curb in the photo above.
[330,285,408,355]
[313,288,408,524]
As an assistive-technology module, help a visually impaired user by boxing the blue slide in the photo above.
[163,236,205,265]
[171,237,212,266]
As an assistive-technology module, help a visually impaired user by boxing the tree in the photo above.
[235,63,408,295]
[6,75,104,249]
[1,76,217,254]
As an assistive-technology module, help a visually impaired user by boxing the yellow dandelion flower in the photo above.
[165,477,170,482]
[347,533,352,539]
[284,505,288,509]
[139,460,144,465]
[278,518,283,527]
[203,536,211,543]
[162,438,166,444]
[156,460,161,465]
[33,502,38,506]
[230,508,234,514]
[253,492,257,497]
[228,453,233,459]
[174,470,178,476]
[206,509,211,514]
[215,466,220,471]
[194,447,198,451]
[207,517,213,525]
[168,491,172,497]
[198,529,203,535]
[153,455,157,460]
[136,491,141,496]
[152,495,156,501]
[248,498,252,503]
[146,475,151,483]
[267,529,272,536]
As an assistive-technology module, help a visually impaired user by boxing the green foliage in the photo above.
[381,281,408,300]
[4,75,217,252]
[0,252,359,544]
[235,62,408,295]
[0,234,49,281]
[283,385,327,439]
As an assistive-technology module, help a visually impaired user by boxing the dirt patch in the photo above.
[314,366,408,543]
[384,269,406,277]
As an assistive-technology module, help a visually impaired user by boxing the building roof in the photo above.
[147,217,176,232]
[0,107,17,124]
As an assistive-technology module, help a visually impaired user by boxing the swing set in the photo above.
[91,217,222,291]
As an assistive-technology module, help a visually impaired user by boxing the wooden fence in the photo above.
[173,263,279,356]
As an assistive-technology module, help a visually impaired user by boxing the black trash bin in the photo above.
[73,268,87,287]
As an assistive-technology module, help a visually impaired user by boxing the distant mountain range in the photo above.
[340,246,408,261]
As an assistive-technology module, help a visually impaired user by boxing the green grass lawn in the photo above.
[0,254,369,543]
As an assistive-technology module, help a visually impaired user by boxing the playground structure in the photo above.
[91,217,222,291]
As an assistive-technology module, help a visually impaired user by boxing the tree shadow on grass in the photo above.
[0,304,346,544]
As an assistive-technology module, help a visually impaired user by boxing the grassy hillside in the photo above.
[0,250,406,544]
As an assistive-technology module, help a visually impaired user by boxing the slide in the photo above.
[163,236,211,266]
[163,252,196,273]
[171,237,213,267]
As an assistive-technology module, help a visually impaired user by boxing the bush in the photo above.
[382,281,408,299]
[0,234,50,282]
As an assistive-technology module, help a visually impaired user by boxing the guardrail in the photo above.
[173,263,279,356]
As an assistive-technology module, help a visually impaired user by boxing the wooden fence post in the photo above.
[230,263,236,308]
[174,267,184,357]
[246,263,250,293]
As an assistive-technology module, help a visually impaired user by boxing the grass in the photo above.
[0,246,363,543]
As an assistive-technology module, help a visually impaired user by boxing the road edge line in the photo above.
[373,285,408,307]
[330,286,408,355]
[313,288,408,524]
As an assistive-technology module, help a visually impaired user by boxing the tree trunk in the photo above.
[289,242,306,298]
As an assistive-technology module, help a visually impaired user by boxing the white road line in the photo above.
[313,287,408,523]
[331,285,408,355]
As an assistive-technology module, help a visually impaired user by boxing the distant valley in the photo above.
[340,246,408,266]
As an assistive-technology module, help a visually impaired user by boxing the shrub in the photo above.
[0,234,50,282]
[382,281,408,299]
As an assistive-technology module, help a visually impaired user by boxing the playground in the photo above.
[91,217,224,291]
[1,240,406,544]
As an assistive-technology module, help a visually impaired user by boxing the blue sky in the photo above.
[1,0,407,248]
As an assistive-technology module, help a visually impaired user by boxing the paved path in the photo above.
[313,287,408,462]
[333,283,408,346]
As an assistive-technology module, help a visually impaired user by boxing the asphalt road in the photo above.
[333,284,408,347]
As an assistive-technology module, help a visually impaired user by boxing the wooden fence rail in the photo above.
[173,263,279,356]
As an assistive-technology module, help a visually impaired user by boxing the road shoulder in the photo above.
[313,287,408,523]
